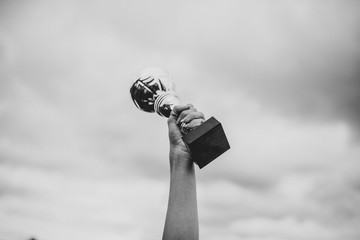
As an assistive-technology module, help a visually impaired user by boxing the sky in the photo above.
[1,0,360,239]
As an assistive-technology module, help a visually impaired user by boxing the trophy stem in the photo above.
[154,91,181,118]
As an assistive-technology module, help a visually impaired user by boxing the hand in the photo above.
[167,104,205,161]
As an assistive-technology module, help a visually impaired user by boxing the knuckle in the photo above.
[172,105,180,114]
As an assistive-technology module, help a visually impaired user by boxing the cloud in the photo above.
[229,217,335,240]
[0,162,169,240]
[1,1,360,240]
[166,0,360,139]
[3,0,359,138]
[197,171,360,240]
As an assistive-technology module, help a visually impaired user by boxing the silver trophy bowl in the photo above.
[130,67,180,118]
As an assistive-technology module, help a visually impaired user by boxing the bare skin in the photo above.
[162,104,204,240]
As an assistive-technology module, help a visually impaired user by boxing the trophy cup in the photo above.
[130,67,230,168]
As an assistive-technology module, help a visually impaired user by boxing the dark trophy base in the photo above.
[182,117,230,168]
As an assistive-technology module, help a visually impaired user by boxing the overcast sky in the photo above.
[1,0,360,239]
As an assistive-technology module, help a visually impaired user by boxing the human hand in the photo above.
[167,104,205,161]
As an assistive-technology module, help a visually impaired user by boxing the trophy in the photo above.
[130,67,230,168]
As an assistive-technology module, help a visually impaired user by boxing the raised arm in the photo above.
[162,104,204,240]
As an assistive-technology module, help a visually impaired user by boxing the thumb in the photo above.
[167,105,185,131]
[167,105,191,144]
[168,109,178,125]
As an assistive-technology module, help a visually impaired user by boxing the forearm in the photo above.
[162,147,199,240]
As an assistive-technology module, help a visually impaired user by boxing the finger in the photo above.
[181,118,204,131]
[169,105,191,126]
[180,111,205,124]
[171,104,191,118]
[176,107,197,125]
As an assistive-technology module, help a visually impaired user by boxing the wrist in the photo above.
[169,145,193,171]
